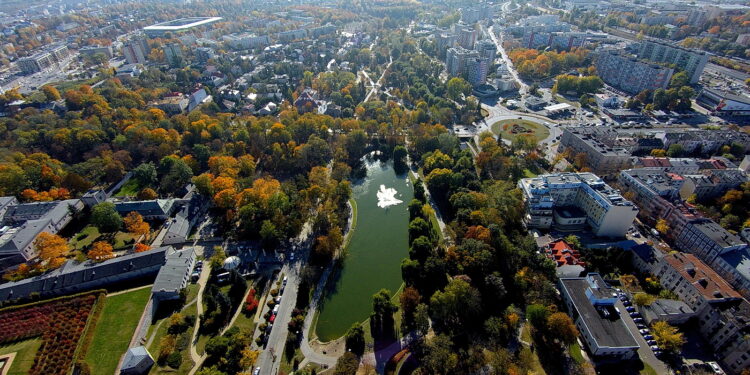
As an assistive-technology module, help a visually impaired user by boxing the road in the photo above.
[486,22,528,96]
[364,55,393,102]
[187,265,211,375]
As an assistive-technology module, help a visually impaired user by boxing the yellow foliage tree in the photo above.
[34,232,69,266]
[88,241,114,261]
[124,211,150,236]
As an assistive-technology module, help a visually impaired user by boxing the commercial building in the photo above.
[122,38,149,65]
[518,172,639,237]
[559,273,640,359]
[696,88,750,117]
[143,17,222,38]
[17,45,69,74]
[595,50,673,94]
[637,40,708,84]
[559,127,633,176]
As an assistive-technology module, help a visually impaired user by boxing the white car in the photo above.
[253,367,260,375]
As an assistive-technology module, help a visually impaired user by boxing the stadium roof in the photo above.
[144,17,222,32]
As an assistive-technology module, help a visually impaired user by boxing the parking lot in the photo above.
[615,292,670,374]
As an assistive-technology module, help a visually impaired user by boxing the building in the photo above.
[294,88,321,113]
[657,252,742,310]
[637,40,708,84]
[446,47,479,77]
[619,168,684,203]
[0,200,84,268]
[152,247,196,301]
[277,29,308,42]
[223,34,271,50]
[711,248,750,300]
[559,127,633,176]
[595,50,673,94]
[454,22,477,49]
[518,172,639,237]
[680,169,748,201]
[79,45,113,58]
[122,38,149,65]
[0,196,19,220]
[544,239,586,277]
[559,273,640,359]
[594,94,619,108]
[120,346,155,375]
[17,45,69,75]
[523,31,588,50]
[163,43,183,67]
[0,246,172,302]
[465,57,490,86]
[307,24,336,38]
[674,218,747,264]
[639,299,695,325]
[696,88,750,117]
[475,39,497,62]
[143,17,222,38]
[81,189,107,208]
[115,199,177,221]
[150,94,188,115]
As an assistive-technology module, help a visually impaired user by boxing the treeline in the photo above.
[508,48,591,80]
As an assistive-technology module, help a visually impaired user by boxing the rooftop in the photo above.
[662,252,742,302]
[152,247,195,294]
[560,274,640,350]
[144,17,222,32]
[690,219,746,249]
[719,248,750,287]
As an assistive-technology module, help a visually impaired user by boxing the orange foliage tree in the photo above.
[34,232,69,267]
[124,211,150,236]
[88,241,114,261]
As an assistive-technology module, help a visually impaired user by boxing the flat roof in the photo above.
[560,276,640,349]
[144,17,222,32]
[545,103,572,112]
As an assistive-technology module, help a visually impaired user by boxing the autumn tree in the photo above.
[634,292,655,306]
[655,218,669,235]
[34,232,69,266]
[124,211,150,236]
[42,85,62,101]
[135,243,151,253]
[547,312,578,346]
[137,188,158,200]
[88,241,114,261]
[651,321,685,353]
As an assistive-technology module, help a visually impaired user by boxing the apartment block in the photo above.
[559,127,633,176]
[518,172,639,237]
[122,38,149,65]
[16,44,69,75]
[595,50,673,94]
[674,218,746,264]
[637,40,708,84]
[454,22,477,50]
[465,57,489,86]
[475,39,497,62]
[446,47,479,77]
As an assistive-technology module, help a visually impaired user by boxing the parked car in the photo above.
[650,346,660,351]
[272,305,280,314]
[647,340,657,346]
[634,318,644,323]
[623,301,632,306]
[644,335,654,340]
[275,296,281,303]
[253,368,260,375]
[630,312,641,318]
[636,323,647,329]
[282,276,288,285]
[626,307,635,312]
[639,329,650,335]
[269,314,276,323]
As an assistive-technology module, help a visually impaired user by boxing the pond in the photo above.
[314,158,412,342]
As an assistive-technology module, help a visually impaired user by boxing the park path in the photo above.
[187,265,211,375]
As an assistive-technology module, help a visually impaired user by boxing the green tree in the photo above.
[525,304,549,330]
[333,352,359,375]
[372,289,397,335]
[429,278,481,333]
[669,71,689,88]
[666,144,684,157]
[421,334,458,374]
[651,321,685,353]
[414,303,431,335]
[344,324,365,356]
[132,162,157,186]
[446,77,471,102]
[90,202,122,232]
[547,312,578,346]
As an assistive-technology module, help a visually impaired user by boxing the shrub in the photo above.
[166,351,182,369]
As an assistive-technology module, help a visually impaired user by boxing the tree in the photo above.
[414,303,430,335]
[525,304,549,330]
[239,347,259,369]
[650,149,667,157]
[446,77,471,102]
[345,324,365,356]
[547,312,578,346]
[429,278,481,333]
[421,334,458,374]
[137,188,158,200]
[333,352,359,375]
[634,292,656,306]
[669,71,689,88]
[655,218,669,235]
[564,234,582,250]
[666,144,684,157]
[135,243,151,253]
[651,321,685,353]
[400,286,421,325]
[88,241,114,261]
[393,145,408,173]
[91,202,122,232]
[372,289,397,334]
[132,162,157,186]
[34,232,69,265]
[124,211,150,236]
[41,85,61,101]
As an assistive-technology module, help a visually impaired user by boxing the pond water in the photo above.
[314,158,412,342]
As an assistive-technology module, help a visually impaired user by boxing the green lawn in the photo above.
[569,342,585,364]
[113,231,139,250]
[0,338,43,375]
[491,119,550,144]
[70,226,101,250]
[114,178,145,197]
[148,303,196,375]
[85,288,152,375]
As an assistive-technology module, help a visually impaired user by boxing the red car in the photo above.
[269,314,276,323]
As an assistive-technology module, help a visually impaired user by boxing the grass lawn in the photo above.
[0,338,43,375]
[491,119,550,144]
[52,76,104,93]
[569,342,585,364]
[114,179,145,197]
[523,169,538,178]
[85,287,151,375]
[149,303,196,375]
[70,226,101,250]
[113,231,139,250]
[279,347,304,374]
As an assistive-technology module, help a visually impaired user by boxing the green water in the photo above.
[314,159,412,341]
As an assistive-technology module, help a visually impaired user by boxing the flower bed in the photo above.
[0,291,103,375]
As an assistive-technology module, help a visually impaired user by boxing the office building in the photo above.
[637,40,708,84]
[595,50,673,94]
[559,273,640,359]
[518,172,639,237]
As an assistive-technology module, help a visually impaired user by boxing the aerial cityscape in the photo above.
[0,0,749,374]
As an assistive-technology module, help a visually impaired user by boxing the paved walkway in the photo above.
[187,265,211,375]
